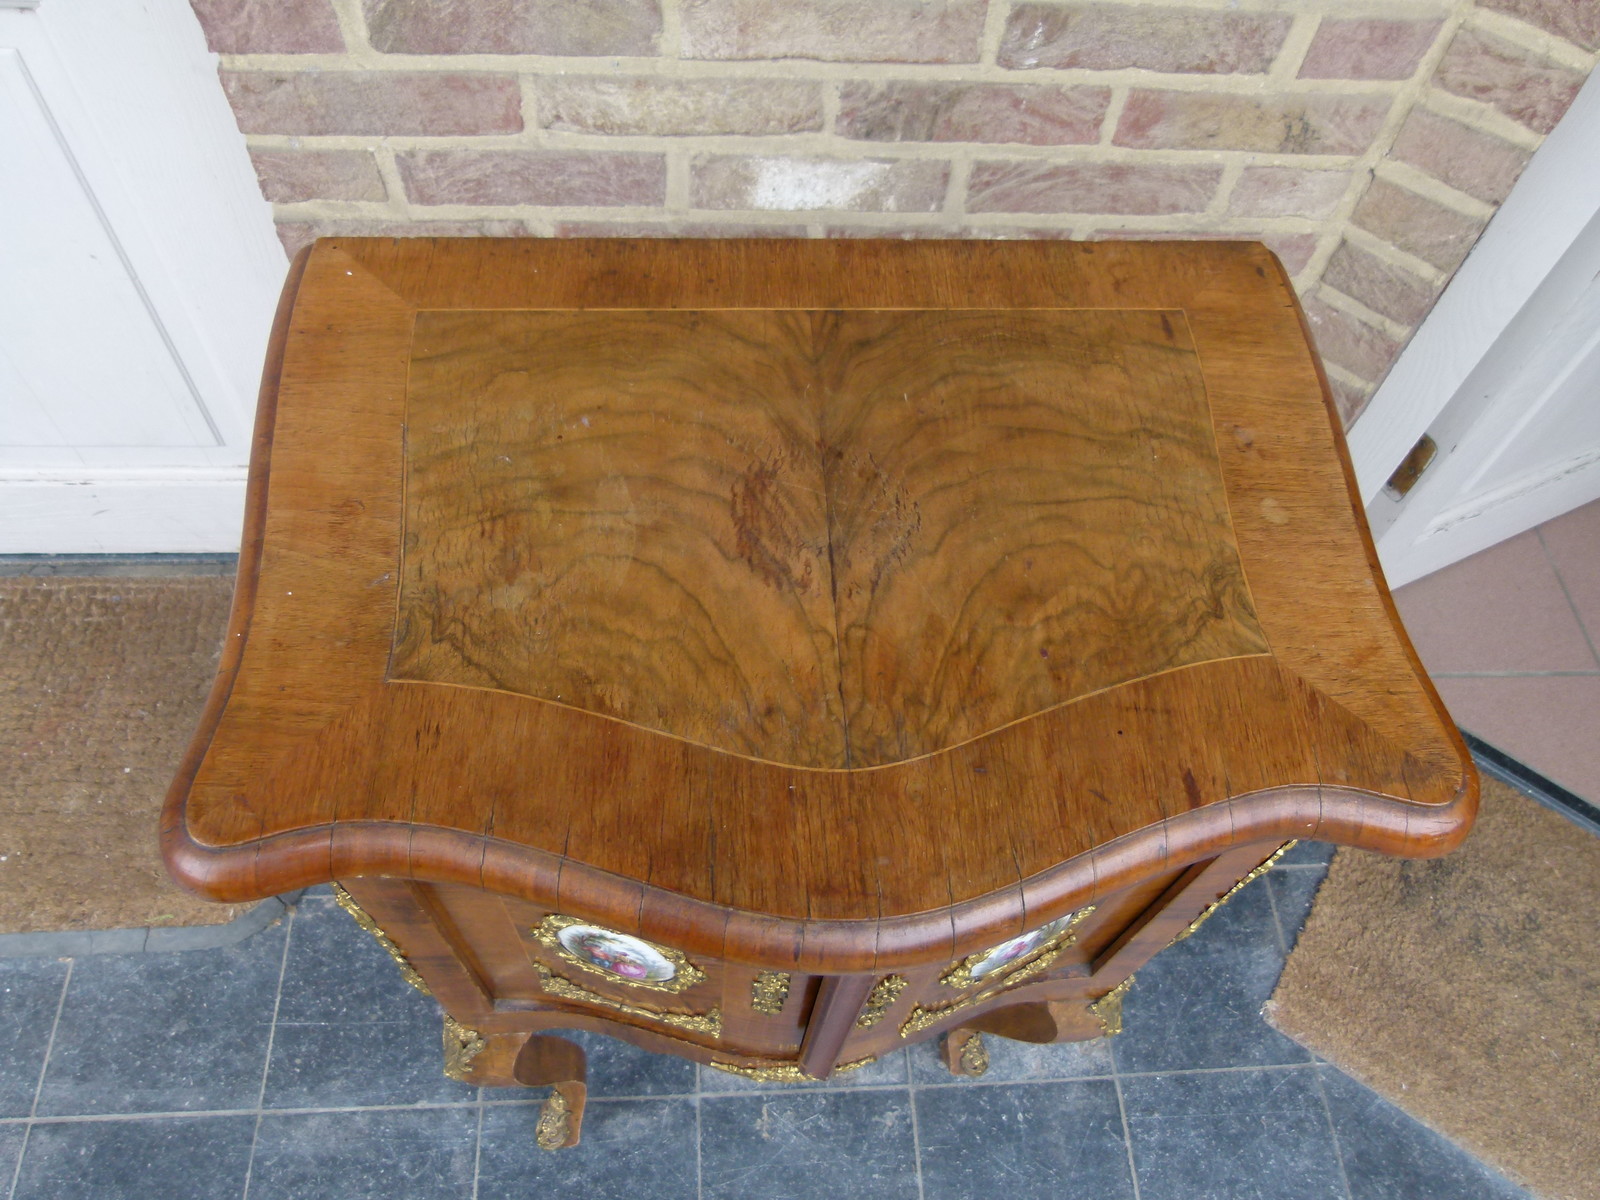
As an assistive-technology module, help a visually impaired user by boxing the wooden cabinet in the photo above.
[163,238,1476,1148]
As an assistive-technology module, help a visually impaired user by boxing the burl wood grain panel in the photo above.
[391,307,1268,767]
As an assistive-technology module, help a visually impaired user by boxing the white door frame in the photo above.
[1348,67,1600,521]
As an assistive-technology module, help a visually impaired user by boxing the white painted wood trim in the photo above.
[1347,67,1600,502]
[0,473,248,554]
[1369,203,1600,586]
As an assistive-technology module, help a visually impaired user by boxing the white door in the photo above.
[1354,68,1600,589]
[0,0,282,553]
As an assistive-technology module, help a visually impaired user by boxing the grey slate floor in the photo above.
[0,843,1528,1200]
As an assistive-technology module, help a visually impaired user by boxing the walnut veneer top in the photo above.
[163,239,1475,970]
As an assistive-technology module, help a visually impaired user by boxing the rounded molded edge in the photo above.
[159,244,312,900]
[163,772,1476,975]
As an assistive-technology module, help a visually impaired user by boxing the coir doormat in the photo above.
[0,576,250,939]
[1267,776,1600,1200]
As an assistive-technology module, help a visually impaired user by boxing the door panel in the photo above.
[0,2,281,551]
[0,48,217,452]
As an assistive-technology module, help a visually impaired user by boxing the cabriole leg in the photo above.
[969,998,1109,1044]
[439,1019,588,1149]
[940,1028,989,1076]
[515,1034,589,1150]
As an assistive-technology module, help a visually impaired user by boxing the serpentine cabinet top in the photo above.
[162,238,1475,972]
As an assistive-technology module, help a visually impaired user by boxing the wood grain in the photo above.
[163,238,1477,975]
[824,308,1267,764]
[394,310,843,765]
[392,307,1265,767]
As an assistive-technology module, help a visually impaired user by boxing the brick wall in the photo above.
[194,0,1599,426]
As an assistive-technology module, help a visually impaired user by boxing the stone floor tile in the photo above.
[1320,1067,1531,1200]
[248,1107,479,1200]
[1539,500,1600,649]
[1393,530,1597,673]
[34,922,286,1116]
[1123,1067,1344,1200]
[0,959,68,1116]
[559,1028,697,1098]
[917,1078,1134,1200]
[1111,883,1311,1074]
[477,1097,697,1200]
[260,895,476,1107]
[1268,865,1330,952]
[11,1116,253,1200]
[700,1089,919,1199]
[273,895,425,1024]
[0,1123,25,1191]
[1437,675,1600,802]
[263,1010,476,1109]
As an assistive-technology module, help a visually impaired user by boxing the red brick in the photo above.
[999,4,1291,73]
[398,150,666,207]
[969,161,1221,215]
[1434,27,1586,134]
[1389,108,1532,205]
[681,0,985,63]
[1481,0,1600,52]
[692,155,949,212]
[363,0,661,55]
[1350,178,1487,272]
[1262,232,1319,276]
[837,82,1109,145]
[1327,373,1375,427]
[1302,296,1403,384]
[1298,19,1443,80]
[1114,91,1390,155]
[1320,240,1441,325]
[537,78,822,136]
[249,150,386,204]
[191,0,344,53]
[276,219,533,258]
[222,72,522,136]
[555,221,810,237]
[1227,167,1348,219]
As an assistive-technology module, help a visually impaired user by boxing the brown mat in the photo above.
[0,576,248,934]
[1267,777,1600,1200]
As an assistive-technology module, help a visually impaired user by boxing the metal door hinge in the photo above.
[1384,434,1437,498]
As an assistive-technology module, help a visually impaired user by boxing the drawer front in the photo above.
[499,901,727,1040]
[498,900,818,1063]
